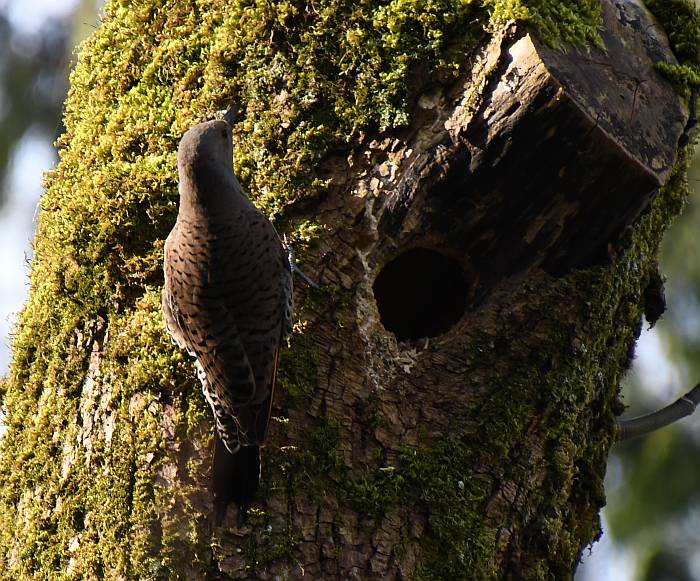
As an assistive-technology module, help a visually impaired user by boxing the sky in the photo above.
[0,0,80,36]
[0,132,52,371]
[0,0,100,371]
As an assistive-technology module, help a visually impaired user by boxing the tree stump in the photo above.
[0,0,691,579]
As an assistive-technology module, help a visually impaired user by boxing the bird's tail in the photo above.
[212,436,260,527]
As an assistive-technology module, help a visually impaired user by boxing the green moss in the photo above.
[656,62,700,98]
[272,420,497,579]
[645,0,700,64]
[490,0,603,46]
[401,442,497,580]
[276,347,318,398]
[211,0,602,215]
[644,0,700,97]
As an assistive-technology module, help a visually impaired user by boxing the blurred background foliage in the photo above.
[0,1,699,579]
[0,14,63,206]
[0,0,101,373]
[0,3,79,207]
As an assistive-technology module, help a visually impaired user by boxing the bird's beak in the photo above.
[223,104,239,126]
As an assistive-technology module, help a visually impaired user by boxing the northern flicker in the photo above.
[162,116,293,524]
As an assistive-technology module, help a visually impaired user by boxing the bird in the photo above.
[162,113,293,526]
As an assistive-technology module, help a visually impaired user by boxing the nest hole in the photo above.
[372,247,468,342]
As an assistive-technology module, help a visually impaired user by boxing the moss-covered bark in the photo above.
[0,0,697,579]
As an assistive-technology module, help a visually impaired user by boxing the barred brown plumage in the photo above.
[162,117,293,526]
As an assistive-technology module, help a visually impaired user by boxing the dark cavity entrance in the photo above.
[373,247,468,342]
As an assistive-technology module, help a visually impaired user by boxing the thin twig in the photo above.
[617,381,700,440]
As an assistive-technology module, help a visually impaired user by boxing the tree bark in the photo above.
[0,0,692,579]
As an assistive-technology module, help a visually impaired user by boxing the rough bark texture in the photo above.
[0,0,696,580]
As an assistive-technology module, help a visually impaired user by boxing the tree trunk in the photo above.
[0,0,693,579]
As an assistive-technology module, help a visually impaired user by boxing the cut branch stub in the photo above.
[371,0,687,306]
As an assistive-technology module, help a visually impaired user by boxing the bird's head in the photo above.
[178,119,233,177]
[177,119,241,211]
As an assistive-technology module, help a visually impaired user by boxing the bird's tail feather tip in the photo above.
[212,437,260,528]
[213,499,250,529]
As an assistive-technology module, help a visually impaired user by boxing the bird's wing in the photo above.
[162,284,189,352]
[164,259,258,450]
[162,229,191,352]
[216,213,292,444]
[253,348,279,444]
[252,243,292,444]
[188,299,264,451]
